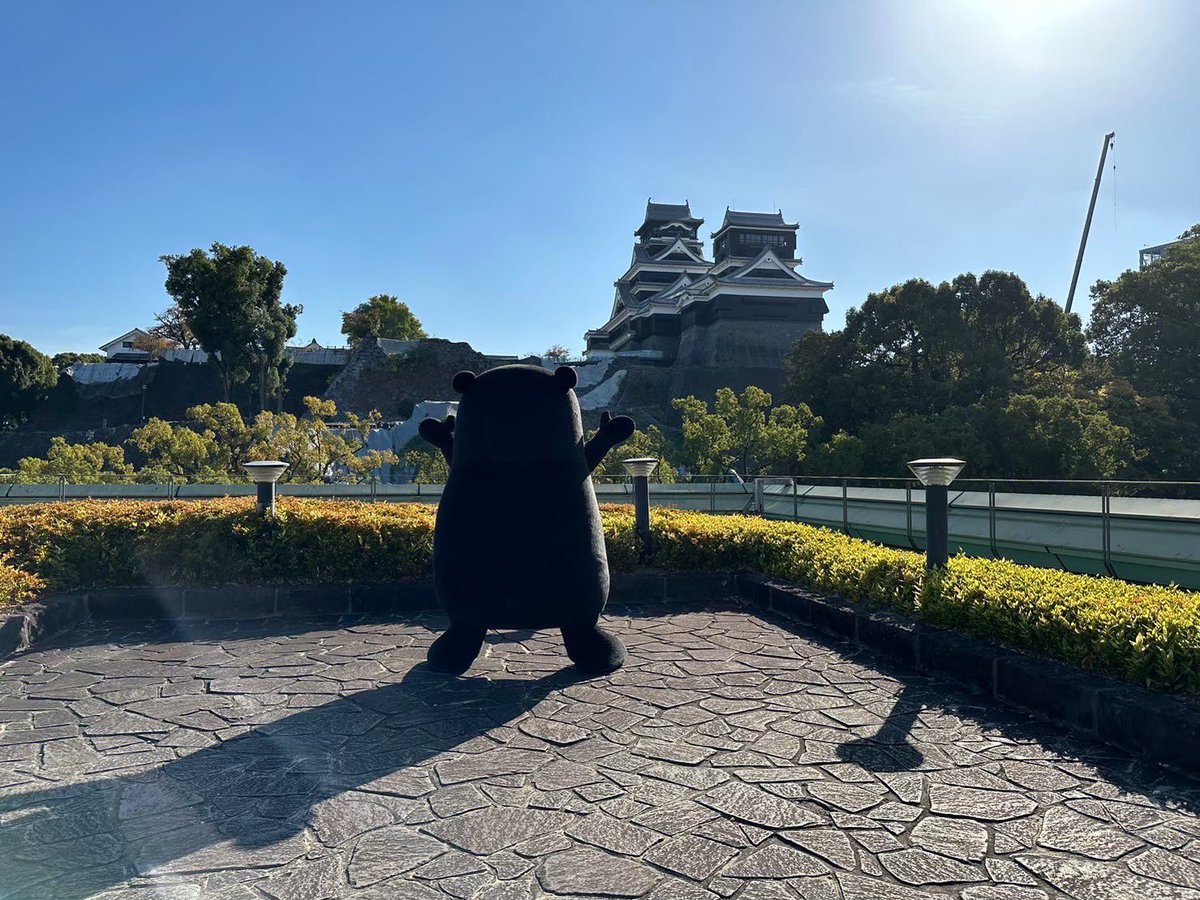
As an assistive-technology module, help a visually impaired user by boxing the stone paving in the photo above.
[2,604,1200,899]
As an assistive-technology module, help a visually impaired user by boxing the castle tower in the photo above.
[585,202,832,403]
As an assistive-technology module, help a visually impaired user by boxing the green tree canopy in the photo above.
[341,295,427,346]
[1088,230,1200,419]
[998,393,1137,480]
[398,441,450,485]
[16,437,132,483]
[803,392,1140,480]
[590,425,678,483]
[673,386,819,477]
[777,267,1178,480]
[127,398,397,483]
[248,397,396,483]
[50,352,106,371]
[786,271,1085,434]
[952,271,1086,399]
[128,416,227,482]
[0,335,58,429]
[161,243,300,411]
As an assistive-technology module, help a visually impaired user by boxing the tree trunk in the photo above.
[213,359,231,403]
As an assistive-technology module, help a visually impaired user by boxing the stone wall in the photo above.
[667,317,818,402]
[322,337,499,420]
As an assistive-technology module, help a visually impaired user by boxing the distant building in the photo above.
[1140,235,1197,268]
[584,201,832,371]
[99,328,154,361]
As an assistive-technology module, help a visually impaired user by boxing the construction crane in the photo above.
[1064,131,1116,316]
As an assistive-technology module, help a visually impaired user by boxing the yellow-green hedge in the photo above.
[2,499,1199,694]
[0,498,437,590]
[0,553,44,608]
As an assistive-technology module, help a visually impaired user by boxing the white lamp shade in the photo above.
[242,460,290,484]
[907,457,966,486]
[622,457,659,478]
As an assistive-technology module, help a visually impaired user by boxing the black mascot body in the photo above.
[418,364,635,675]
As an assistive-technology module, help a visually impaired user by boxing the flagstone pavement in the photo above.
[2,603,1200,899]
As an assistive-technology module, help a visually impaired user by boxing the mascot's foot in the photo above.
[427,624,487,675]
[562,624,627,675]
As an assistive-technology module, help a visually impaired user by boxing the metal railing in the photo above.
[4,472,1199,587]
[737,475,1200,589]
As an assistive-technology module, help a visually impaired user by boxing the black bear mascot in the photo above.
[418,364,635,675]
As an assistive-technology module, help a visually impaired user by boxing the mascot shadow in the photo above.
[0,663,587,900]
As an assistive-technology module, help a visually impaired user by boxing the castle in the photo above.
[584,201,832,377]
[2,200,834,468]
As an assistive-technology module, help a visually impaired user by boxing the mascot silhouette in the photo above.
[419,364,635,675]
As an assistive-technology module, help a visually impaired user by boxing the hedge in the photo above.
[1,499,1198,694]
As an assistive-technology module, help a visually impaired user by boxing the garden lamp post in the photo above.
[242,461,289,516]
[622,457,658,562]
[907,457,966,570]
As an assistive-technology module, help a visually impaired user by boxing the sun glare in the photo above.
[954,0,1100,66]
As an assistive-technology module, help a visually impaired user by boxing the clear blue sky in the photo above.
[2,0,1196,358]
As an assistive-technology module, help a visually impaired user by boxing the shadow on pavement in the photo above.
[0,662,586,900]
[835,682,926,772]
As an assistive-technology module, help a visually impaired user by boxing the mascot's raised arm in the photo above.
[419,364,634,675]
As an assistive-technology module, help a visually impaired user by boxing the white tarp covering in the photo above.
[157,347,350,365]
[68,363,144,385]
[358,400,459,482]
[578,369,626,411]
[160,349,210,364]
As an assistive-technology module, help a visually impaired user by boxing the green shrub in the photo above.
[924,557,1200,695]
[0,553,43,607]
[2,499,1199,694]
[0,499,437,591]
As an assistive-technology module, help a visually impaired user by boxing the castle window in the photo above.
[739,233,788,250]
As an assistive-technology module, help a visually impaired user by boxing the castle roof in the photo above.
[712,209,798,235]
[635,200,703,237]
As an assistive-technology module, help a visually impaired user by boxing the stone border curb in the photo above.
[2,570,1197,772]
[0,573,728,661]
[734,572,1200,773]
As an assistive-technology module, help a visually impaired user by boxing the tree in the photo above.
[149,304,197,349]
[128,417,226,482]
[185,401,259,478]
[673,386,818,477]
[1097,378,1200,480]
[246,397,396,483]
[50,352,106,371]
[590,425,678,482]
[998,393,1137,479]
[785,271,1086,434]
[0,335,57,429]
[542,345,572,364]
[132,332,177,359]
[785,279,957,433]
[341,294,427,346]
[161,243,300,411]
[16,437,132,482]
[127,397,397,483]
[398,441,450,484]
[803,431,868,476]
[951,271,1085,400]
[1088,231,1200,419]
[854,406,996,477]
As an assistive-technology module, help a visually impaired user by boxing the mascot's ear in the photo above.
[452,371,476,393]
[553,366,578,390]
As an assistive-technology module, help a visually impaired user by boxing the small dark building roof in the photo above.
[712,209,798,236]
[636,200,704,237]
